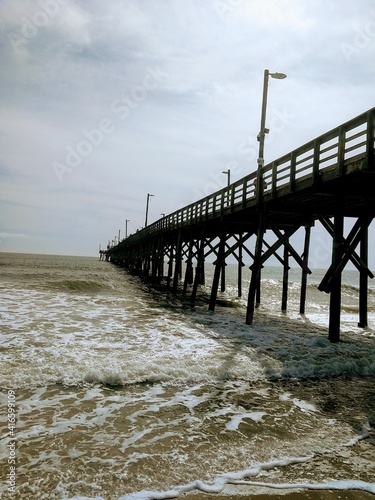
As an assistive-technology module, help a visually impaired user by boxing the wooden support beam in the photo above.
[191,237,205,305]
[151,239,159,280]
[142,241,152,277]
[328,211,344,343]
[300,224,312,314]
[187,260,194,285]
[197,244,206,285]
[238,233,244,298]
[158,239,165,279]
[358,225,369,327]
[167,244,174,289]
[209,234,226,311]
[183,237,194,296]
[256,269,261,308]
[221,260,226,292]
[172,233,183,293]
[281,240,289,312]
[151,238,164,282]
[246,216,265,324]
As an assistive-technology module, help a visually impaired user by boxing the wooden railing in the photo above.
[111,107,374,250]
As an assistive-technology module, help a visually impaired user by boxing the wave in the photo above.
[50,280,107,293]
[4,348,374,392]
[304,281,375,295]
[342,304,375,313]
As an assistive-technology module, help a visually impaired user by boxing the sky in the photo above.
[0,0,375,263]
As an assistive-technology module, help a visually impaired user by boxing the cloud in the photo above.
[0,0,374,257]
[0,232,28,239]
[232,0,315,32]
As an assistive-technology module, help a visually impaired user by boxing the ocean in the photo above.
[0,252,374,500]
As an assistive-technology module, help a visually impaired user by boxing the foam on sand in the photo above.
[112,457,375,500]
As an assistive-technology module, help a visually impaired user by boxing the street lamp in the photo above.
[145,193,154,227]
[222,169,231,186]
[257,69,287,193]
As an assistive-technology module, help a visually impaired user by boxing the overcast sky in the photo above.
[1,0,375,262]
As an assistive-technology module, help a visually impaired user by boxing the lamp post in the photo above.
[222,169,231,186]
[256,69,287,195]
[145,193,154,227]
[222,169,231,206]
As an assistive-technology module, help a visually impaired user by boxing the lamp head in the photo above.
[269,72,287,79]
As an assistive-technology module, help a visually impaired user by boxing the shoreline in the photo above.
[183,489,375,499]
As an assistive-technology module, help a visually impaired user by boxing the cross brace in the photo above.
[260,224,312,274]
[263,239,289,268]
[224,232,254,261]
[318,216,374,279]
[318,214,374,293]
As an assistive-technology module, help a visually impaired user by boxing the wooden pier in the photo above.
[103,107,375,342]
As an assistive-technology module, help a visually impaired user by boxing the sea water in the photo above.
[0,253,374,499]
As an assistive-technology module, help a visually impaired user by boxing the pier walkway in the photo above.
[103,108,375,342]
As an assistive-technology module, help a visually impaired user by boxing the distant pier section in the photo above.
[103,108,375,342]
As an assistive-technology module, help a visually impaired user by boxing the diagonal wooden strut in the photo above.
[262,224,312,275]
[318,214,374,293]
[223,232,253,260]
[263,239,287,267]
[318,216,374,279]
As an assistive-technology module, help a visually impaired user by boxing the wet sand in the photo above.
[181,377,375,500]
[183,490,374,499]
